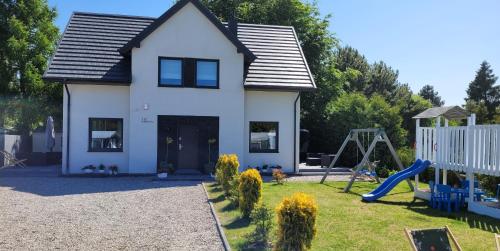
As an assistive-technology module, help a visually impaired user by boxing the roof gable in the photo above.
[119,0,255,63]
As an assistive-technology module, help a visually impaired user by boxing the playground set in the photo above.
[320,106,500,219]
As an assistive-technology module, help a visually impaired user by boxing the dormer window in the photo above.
[159,58,183,86]
[158,57,219,88]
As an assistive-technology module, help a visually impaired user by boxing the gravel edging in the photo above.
[202,182,232,251]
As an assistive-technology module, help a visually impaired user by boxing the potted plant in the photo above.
[262,164,269,174]
[158,162,169,179]
[82,165,96,174]
[109,165,118,175]
[98,164,106,174]
[203,138,217,175]
[158,136,174,178]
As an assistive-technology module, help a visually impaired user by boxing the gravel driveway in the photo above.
[0,166,224,251]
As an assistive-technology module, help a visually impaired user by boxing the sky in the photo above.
[47,0,500,106]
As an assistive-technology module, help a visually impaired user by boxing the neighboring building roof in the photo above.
[43,0,315,91]
[413,106,469,120]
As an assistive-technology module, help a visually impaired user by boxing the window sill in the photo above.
[249,150,280,154]
[87,149,123,153]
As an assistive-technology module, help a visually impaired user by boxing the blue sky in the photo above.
[48,0,500,106]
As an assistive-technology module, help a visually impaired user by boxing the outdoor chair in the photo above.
[435,184,459,213]
[0,150,27,169]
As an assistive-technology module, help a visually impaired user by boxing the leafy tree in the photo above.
[418,84,444,107]
[465,61,499,120]
[334,46,370,92]
[365,61,399,98]
[0,0,60,132]
[464,100,490,124]
[325,93,406,166]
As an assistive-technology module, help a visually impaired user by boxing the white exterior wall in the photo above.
[128,2,245,173]
[62,84,130,174]
[244,91,299,173]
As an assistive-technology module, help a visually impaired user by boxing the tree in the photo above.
[325,93,407,166]
[0,0,60,133]
[465,61,499,120]
[418,84,444,107]
[334,46,370,92]
[365,61,399,98]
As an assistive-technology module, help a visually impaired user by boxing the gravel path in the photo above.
[0,166,224,251]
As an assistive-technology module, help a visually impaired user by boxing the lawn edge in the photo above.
[202,182,232,251]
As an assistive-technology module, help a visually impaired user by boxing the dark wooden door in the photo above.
[178,124,199,169]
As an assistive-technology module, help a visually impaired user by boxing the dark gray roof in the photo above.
[44,4,315,90]
[235,23,315,90]
[413,106,468,120]
[44,12,154,83]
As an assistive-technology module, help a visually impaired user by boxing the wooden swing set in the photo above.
[320,128,414,192]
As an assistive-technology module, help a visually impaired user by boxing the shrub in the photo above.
[238,168,263,217]
[215,154,240,195]
[397,146,415,167]
[276,192,317,251]
[376,166,389,178]
[272,169,287,185]
[228,174,240,207]
[248,203,274,246]
[478,175,500,195]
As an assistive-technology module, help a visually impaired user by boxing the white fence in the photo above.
[417,125,500,176]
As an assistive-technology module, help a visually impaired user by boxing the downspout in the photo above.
[64,82,70,174]
[293,92,300,173]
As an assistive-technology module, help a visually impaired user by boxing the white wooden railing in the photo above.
[417,124,500,176]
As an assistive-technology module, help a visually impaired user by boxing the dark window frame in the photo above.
[157,57,220,89]
[88,118,124,152]
[195,59,220,89]
[158,57,184,87]
[249,121,279,153]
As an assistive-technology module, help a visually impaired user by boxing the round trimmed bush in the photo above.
[238,168,263,217]
[215,154,240,195]
[275,192,317,251]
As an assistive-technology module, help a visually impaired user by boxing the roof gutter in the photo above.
[64,82,71,174]
[293,92,300,173]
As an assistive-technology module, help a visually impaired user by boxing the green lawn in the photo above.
[205,181,500,251]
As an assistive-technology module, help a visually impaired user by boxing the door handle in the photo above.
[179,143,182,151]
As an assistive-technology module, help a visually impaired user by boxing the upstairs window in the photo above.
[196,60,219,88]
[88,118,123,152]
[249,122,279,153]
[159,58,182,86]
[158,57,219,88]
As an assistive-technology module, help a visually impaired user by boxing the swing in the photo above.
[321,128,414,193]
[355,132,378,181]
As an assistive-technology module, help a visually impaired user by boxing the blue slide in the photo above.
[362,159,431,202]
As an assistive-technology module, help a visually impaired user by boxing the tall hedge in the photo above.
[275,192,317,251]
[238,168,263,217]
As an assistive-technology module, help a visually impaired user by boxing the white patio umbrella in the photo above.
[45,116,55,152]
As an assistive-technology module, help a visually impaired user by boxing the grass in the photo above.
[205,181,500,251]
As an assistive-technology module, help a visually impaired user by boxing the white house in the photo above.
[43,0,315,174]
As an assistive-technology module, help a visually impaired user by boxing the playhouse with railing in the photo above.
[414,106,500,219]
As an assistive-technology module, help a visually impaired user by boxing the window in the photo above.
[196,60,219,87]
[158,57,219,88]
[159,58,182,86]
[249,122,279,153]
[88,118,123,152]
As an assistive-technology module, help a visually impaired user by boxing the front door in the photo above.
[178,124,199,170]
